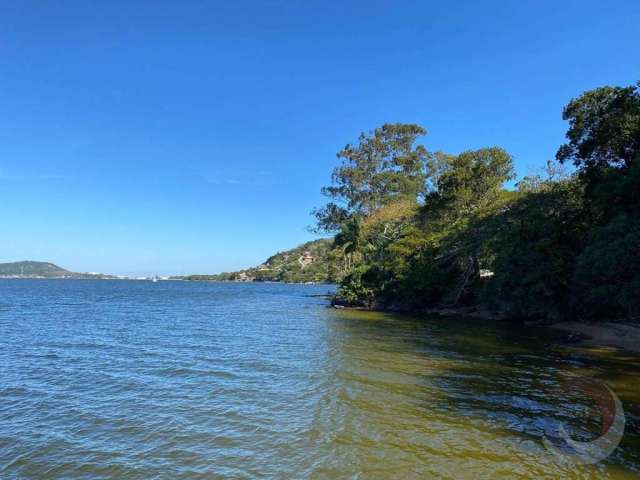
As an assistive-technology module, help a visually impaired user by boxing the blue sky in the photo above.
[1,1,638,276]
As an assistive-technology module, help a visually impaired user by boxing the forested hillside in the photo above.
[180,238,339,283]
[314,81,640,322]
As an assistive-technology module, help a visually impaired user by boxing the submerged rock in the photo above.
[561,331,593,344]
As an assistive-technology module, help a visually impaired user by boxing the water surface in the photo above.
[0,280,638,478]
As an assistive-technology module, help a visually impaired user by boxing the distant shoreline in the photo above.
[0,276,160,281]
[0,276,336,286]
[0,276,118,280]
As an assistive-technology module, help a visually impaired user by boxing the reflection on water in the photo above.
[0,280,638,479]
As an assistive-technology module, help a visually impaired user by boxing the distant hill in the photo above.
[0,261,114,279]
[178,238,338,283]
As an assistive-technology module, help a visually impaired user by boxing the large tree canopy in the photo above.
[314,123,429,231]
[426,147,515,219]
[556,82,640,172]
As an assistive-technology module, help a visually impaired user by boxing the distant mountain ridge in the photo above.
[0,261,113,279]
[178,238,338,283]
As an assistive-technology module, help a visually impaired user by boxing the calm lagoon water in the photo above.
[0,279,638,479]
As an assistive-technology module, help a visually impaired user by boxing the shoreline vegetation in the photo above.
[178,82,638,344]
[6,81,639,352]
[315,80,639,350]
[178,72,640,357]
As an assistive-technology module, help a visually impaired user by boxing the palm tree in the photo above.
[333,217,361,272]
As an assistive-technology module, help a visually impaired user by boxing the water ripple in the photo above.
[0,280,638,479]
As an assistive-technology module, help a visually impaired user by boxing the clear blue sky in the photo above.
[1,1,638,276]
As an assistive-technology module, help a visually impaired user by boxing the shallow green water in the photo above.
[0,280,638,478]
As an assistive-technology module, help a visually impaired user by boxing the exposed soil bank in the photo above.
[333,300,640,353]
[540,320,640,354]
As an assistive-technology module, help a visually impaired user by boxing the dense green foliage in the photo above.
[317,82,640,321]
[313,124,432,232]
[180,239,337,283]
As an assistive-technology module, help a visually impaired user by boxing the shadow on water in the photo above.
[318,308,640,479]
